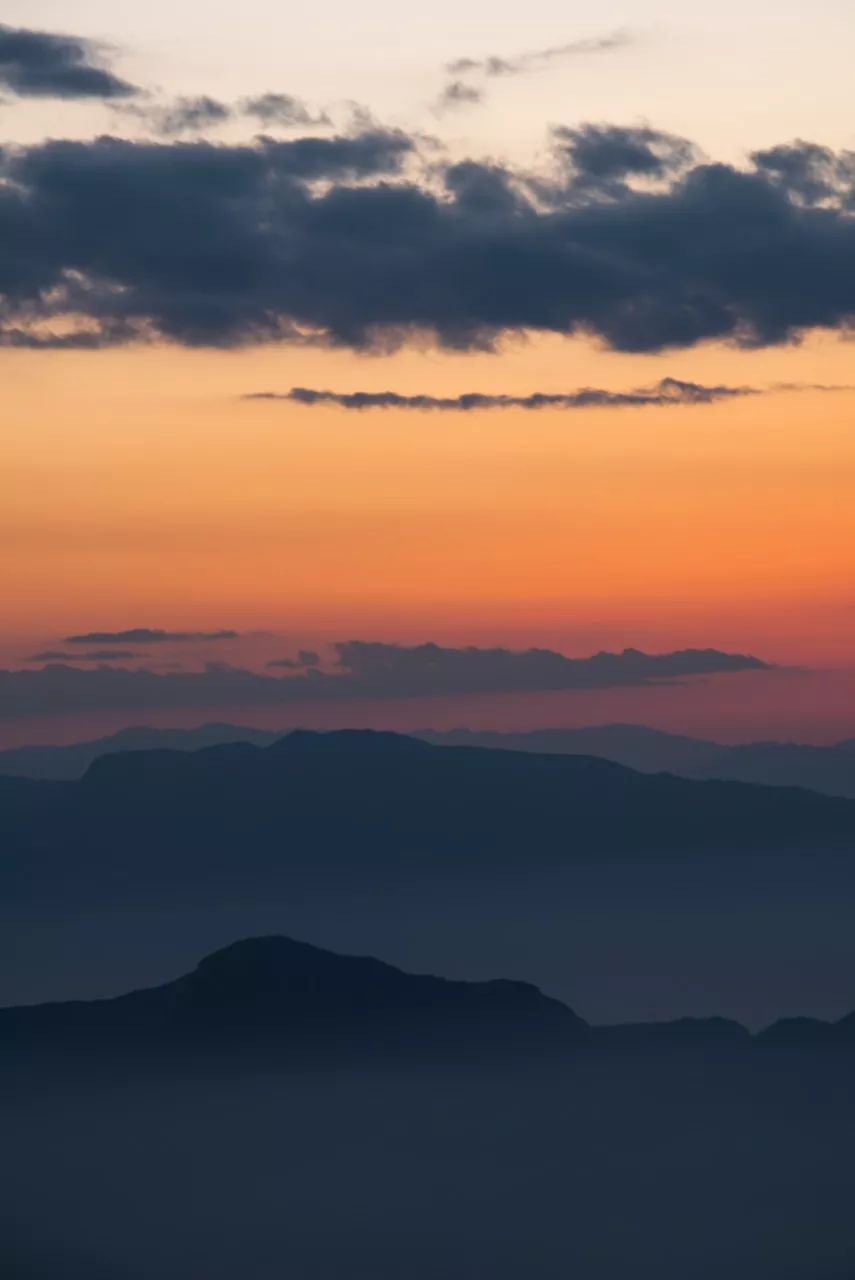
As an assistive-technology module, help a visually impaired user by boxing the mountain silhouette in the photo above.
[0,934,587,1065]
[3,934,854,1065]
[421,725,855,800]
[4,731,854,899]
[5,721,855,801]
[5,936,855,1280]
[0,721,281,781]
[4,730,855,1021]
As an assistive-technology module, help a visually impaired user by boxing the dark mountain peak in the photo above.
[761,1011,855,1045]
[759,1016,838,1045]
[0,936,587,1059]
[81,740,261,785]
[188,934,410,995]
[180,934,574,1021]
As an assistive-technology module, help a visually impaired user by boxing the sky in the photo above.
[1,0,854,745]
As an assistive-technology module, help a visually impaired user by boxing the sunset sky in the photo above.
[2,0,854,745]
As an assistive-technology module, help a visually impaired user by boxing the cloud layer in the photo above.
[247,378,758,412]
[65,629,239,645]
[1,642,768,720]
[3,110,855,353]
[0,23,136,99]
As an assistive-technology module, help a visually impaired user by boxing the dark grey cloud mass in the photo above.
[0,642,768,720]
[553,124,697,191]
[2,127,855,353]
[247,378,758,412]
[447,30,632,78]
[65,629,239,645]
[0,23,137,99]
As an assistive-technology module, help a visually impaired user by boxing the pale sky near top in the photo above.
[4,0,855,161]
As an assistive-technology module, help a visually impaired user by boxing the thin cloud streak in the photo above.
[447,30,633,78]
[65,629,240,645]
[243,379,830,413]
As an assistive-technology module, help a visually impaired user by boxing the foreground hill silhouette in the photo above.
[4,938,855,1278]
[5,934,854,1065]
[4,721,855,801]
[0,935,587,1063]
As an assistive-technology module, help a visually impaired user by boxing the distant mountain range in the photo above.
[3,934,852,1065]
[4,730,854,909]
[2,719,854,800]
[423,726,855,800]
[4,730,855,1022]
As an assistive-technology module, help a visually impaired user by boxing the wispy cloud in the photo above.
[65,629,239,645]
[244,379,761,413]
[446,30,633,79]
[28,650,138,663]
[242,93,330,128]
[434,80,484,114]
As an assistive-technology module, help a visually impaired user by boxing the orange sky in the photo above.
[2,6,855,748]
[3,333,854,670]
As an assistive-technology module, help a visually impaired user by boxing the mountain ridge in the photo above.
[2,934,853,1061]
[3,720,855,801]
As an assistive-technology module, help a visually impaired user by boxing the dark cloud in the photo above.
[0,642,768,720]
[0,23,137,99]
[331,641,768,697]
[147,96,233,137]
[446,30,632,78]
[28,650,138,663]
[65,629,239,645]
[247,378,758,412]
[554,124,696,191]
[435,81,484,113]
[751,141,855,208]
[3,126,855,352]
[242,93,330,128]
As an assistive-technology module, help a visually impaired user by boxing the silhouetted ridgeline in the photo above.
[5,950,855,1279]
[4,730,855,1021]
[4,721,855,799]
[3,732,855,909]
[2,935,854,1068]
[422,725,855,800]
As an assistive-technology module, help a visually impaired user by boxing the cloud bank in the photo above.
[1,642,768,720]
[3,113,855,353]
[0,23,137,99]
